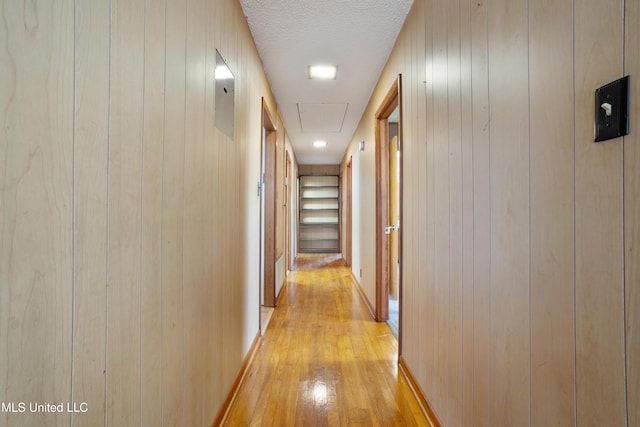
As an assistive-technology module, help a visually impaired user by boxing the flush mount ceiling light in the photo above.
[308,65,337,80]
[313,140,327,148]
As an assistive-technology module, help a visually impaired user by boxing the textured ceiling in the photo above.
[240,0,414,165]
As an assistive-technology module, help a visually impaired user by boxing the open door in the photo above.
[260,99,277,317]
[389,133,400,301]
[375,76,402,341]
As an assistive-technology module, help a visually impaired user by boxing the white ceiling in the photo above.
[239,0,414,165]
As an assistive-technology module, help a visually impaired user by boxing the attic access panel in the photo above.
[297,103,348,133]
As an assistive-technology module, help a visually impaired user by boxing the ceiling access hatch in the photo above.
[297,103,348,133]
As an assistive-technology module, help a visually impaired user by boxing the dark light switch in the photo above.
[594,75,630,142]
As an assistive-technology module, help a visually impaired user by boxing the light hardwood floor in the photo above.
[224,254,429,426]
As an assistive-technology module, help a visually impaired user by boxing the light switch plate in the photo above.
[594,75,630,142]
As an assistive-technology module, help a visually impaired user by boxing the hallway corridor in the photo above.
[223,254,429,426]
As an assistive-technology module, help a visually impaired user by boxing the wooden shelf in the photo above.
[299,175,340,253]
[301,218,339,224]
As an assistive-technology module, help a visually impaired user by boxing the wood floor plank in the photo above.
[224,254,429,426]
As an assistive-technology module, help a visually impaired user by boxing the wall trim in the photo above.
[212,332,262,426]
[276,279,288,305]
[350,271,376,321]
[398,357,442,427]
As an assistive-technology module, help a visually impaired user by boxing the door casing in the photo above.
[345,156,353,267]
[375,76,403,335]
[260,98,277,312]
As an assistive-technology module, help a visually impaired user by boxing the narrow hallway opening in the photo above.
[222,254,429,426]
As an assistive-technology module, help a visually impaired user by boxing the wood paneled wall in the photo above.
[275,113,285,261]
[625,3,640,426]
[0,0,287,425]
[345,0,640,425]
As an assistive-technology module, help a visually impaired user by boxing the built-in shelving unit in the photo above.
[299,175,340,253]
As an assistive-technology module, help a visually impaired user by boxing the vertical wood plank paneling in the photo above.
[183,0,207,423]
[219,0,234,395]
[213,0,227,409]
[203,0,221,420]
[423,0,437,403]
[162,0,187,424]
[528,0,576,425]
[221,69,238,416]
[398,13,409,361]
[413,0,428,386]
[432,0,450,419]
[459,0,474,424]
[625,0,640,424]
[1,0,281,425]
[0,1,74,426]
[72,0,109,424]
[0,8,10,421]
[140,0,167,425]
[470,0,491,424]
[228,12,240,380]
[401,6,414,366]
[275,113,285,262]
[352,1,636,427]
[574,0,626,424]
[409,8,419,365]
[107,0,144,423]
[222,121,235,388]
[398,0,409,374]
[447,0,464,424]
[4,0,639,424]
[487,0,530,424]
[399,11,413,360]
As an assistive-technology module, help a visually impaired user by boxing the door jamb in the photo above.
[375,76,402,323]
[286,152,293,271]
[261,98,277,309]
[345,156,353,267]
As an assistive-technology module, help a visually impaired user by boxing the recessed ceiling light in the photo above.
[309,65,337,80]
[313,140,327,148]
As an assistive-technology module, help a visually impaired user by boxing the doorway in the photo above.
[260,99,277,333]
[345,156,353,267]
[286,153,294,272]
[374,76,402,344]
[387,113,400,338]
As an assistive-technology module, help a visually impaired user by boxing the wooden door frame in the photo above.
[375,76,402,323]
[345,156,353,266]
[261,98,277,308]
[286,152,293,271]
